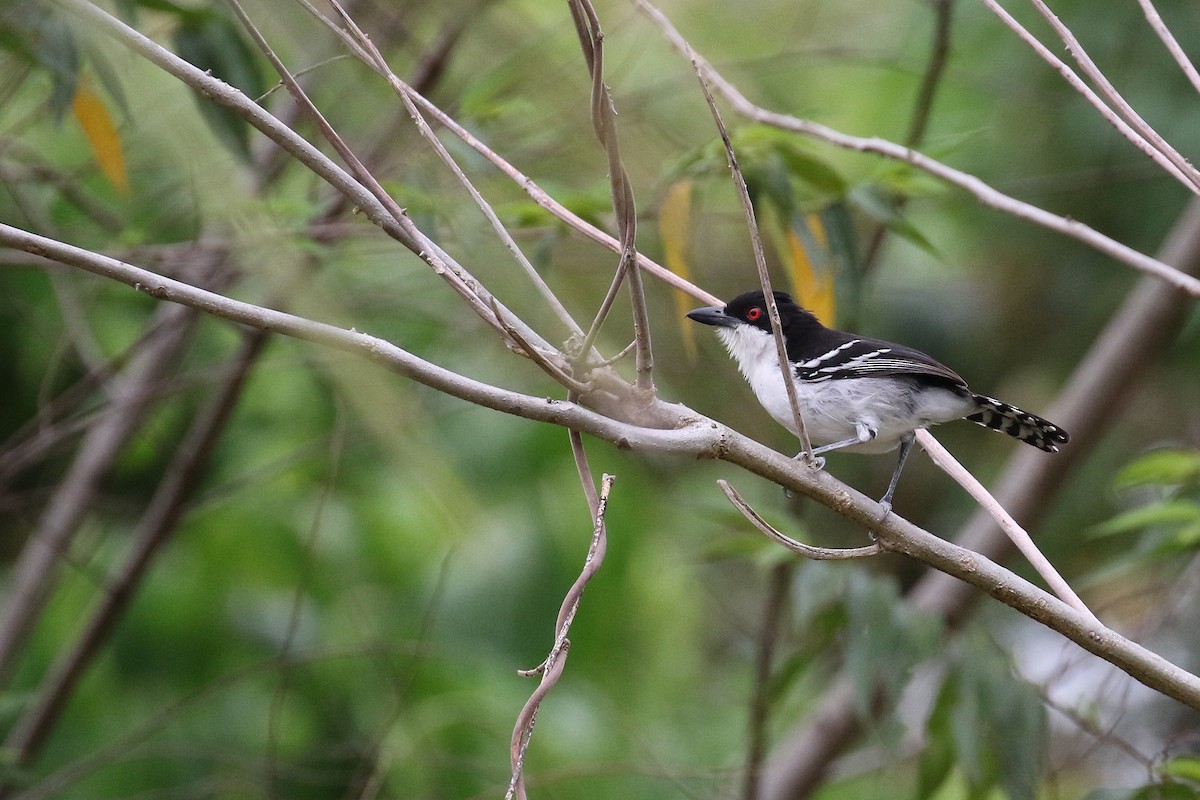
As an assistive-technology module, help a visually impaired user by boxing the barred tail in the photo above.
[967,393,1069,452]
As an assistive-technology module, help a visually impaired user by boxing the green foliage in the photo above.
[171,12,266,161]
[1,0,1198,798]
[917,636,1047,800]
[1092,450,1200,554]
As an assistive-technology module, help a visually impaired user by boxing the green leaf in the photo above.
[36,15,81,121]
[172,13,266,161]
[1161,756,1200,784]
[847,184,938,255]
[842,572,941,716]
[1166,520,1200,552]
[773,143,847,196]
[1129,784,1200,800]
[992,677,1046,800]
[918,673,959,800]
[1114,450,1200,490]
[1089,500,1200,540]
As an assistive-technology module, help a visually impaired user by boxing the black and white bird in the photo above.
[687,290,1068,512]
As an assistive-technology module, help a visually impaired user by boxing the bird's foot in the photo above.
[794,452,826,471]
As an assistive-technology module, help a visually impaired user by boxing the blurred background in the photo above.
[1,0,1199,797]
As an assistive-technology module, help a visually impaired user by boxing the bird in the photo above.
[687,290,1068,512]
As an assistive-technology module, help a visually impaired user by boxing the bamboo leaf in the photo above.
[72,79,129,193]
[660,179,698,358]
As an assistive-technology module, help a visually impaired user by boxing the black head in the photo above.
[686,290,819,333]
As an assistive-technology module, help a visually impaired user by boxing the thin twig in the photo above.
[913,429,1098,622]
[507,473,615,800]
[691,56,816,460]
[404,89,721,306]
[719,481,882,560]
[568,399,600,518]
[491,299,591,393]
[1136,0,1200,97]
[864,0,956,272]
[301,0,582,338]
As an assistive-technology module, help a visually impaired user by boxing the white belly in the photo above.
[762,376,973,452]
[717,326,973,453]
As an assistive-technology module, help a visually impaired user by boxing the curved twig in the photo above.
[719,481,882,560]
[507,473,614,800]
[568,0,655,390]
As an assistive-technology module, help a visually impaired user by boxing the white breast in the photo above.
[716,325,974,453]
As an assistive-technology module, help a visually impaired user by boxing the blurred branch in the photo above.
[864,0,956,271]
[1,327,268,773]
[5,222,1199,713]
[905,0,955,148]
[0,251,222,689]
[633,0,1200,298]
[759,198,1200,799]
[744,561,794,800]
[508,473,615,800]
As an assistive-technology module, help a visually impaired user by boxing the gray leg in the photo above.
[879,432,915,514]
[807,422,878,458]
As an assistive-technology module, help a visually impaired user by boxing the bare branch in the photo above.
[914,429,1097,622]
[1136,0,1200,97]
[5,220,1200,710]
[567,0,655,390]
[633,0,1200,298]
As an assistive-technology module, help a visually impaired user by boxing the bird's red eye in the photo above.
[746,307,763,321]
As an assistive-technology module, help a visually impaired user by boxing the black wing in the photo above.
[793,335,967,387]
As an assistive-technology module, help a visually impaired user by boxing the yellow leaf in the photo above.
[72,80,129,194]
[660,179,698,357]
[784,213,836,326]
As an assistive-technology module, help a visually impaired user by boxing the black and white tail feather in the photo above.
[967,394,1066,452]
[687,290,1068,512]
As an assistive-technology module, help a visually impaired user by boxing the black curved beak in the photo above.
[686,305,736,328]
